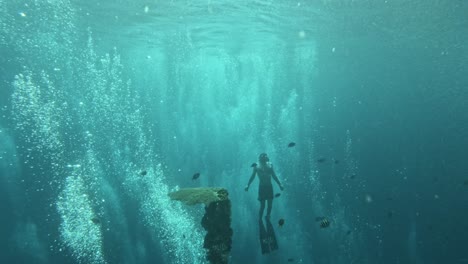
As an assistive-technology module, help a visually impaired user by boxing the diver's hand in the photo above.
[244,185,249,191]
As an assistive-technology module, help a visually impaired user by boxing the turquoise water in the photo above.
[1,0,468,263]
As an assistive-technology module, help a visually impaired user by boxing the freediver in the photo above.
[245,153,284,220]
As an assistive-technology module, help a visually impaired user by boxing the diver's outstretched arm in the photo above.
[245,168,256,191]
[271,167,284,190]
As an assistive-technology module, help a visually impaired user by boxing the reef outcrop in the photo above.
[168,187,232,264]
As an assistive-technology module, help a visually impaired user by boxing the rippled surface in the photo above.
[70,0,467,55]
[73,0,359,49]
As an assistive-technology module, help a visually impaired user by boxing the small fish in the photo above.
[288,142,296,148]
[317,158,326,163]
[91,217,101,224]
[278,218,285,227]
[387,211,393,219]
[251,163,257,168]
[274,193,281,198]
[346,230,352,235]
[349,174,356,179]
[288,258,295,262]
[192,173,200,180]
[140,170,147,176]
[320,218,330,228]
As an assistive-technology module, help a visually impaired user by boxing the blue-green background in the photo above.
[1,0,468,263]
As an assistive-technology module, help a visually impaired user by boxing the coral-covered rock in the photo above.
[168,187,228,206]
[168,187,232,264]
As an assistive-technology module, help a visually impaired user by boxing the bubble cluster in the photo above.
[12,71,66,163]
[56,175,106,264]
[124,165,206,264]
[8,5,208,262]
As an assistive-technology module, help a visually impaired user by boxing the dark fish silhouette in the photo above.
[91,217,101,224]
[274,193,281,198]
[346,230,352,235]
[317,158,326,163]
[288,142,296,148]
[320,218,330,228]
[251,163,257,168]
[288,258,295,262]
[140,170,147,176]
[278,218,285,227]
[349,174,356,179]
[387,211,393,219]
[192,173,200,180]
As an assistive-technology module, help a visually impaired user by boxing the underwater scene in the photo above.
[1,0,468,263]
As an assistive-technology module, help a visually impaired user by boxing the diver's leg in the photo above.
[266,199,273,219]
[259,200,266,219]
